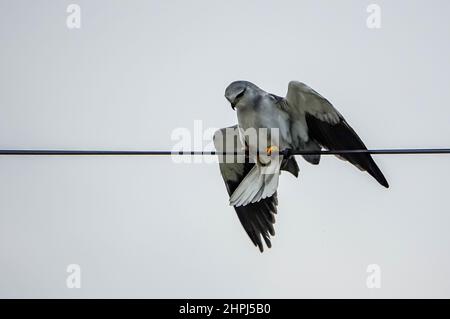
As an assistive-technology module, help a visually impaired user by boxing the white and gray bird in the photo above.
[214,80,389,252]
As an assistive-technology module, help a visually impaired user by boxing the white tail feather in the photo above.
[229,158,282,207]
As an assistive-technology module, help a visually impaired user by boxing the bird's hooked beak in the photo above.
[229,98,236,110]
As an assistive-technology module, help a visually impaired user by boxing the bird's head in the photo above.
[225,81,259,110]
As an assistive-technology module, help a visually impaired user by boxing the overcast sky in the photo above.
[1,0,450,298]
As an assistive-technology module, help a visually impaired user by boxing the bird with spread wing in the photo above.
[214,81,389,252]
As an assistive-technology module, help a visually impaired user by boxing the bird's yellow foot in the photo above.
[266,145,279,156]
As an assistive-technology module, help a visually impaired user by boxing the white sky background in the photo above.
[0,0,450,298]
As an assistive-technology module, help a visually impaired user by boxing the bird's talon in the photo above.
[266,145,279,156]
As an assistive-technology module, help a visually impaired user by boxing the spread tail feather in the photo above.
[229,159,282,207]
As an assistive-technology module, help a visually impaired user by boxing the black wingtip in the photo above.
[257,240,272,253]
[376,180,389,188]
[367,164,389,189]
[257,242,264,253]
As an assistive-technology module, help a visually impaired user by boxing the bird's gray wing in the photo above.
[283,81,389,188]
[213,126,298,252]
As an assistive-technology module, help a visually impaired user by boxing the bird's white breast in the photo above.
[236,95,293,150]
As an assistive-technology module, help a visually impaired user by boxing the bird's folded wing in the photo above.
[283,81,389,188]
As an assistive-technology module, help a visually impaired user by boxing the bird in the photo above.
[213,80,389,252]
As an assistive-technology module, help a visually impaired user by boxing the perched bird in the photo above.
[214,80,389,252]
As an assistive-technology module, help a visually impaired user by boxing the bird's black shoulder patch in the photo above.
[269,94,285,105]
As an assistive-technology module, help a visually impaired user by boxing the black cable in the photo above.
[0,148,450,156]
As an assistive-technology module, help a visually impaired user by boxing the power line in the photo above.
[0,148,450,156]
